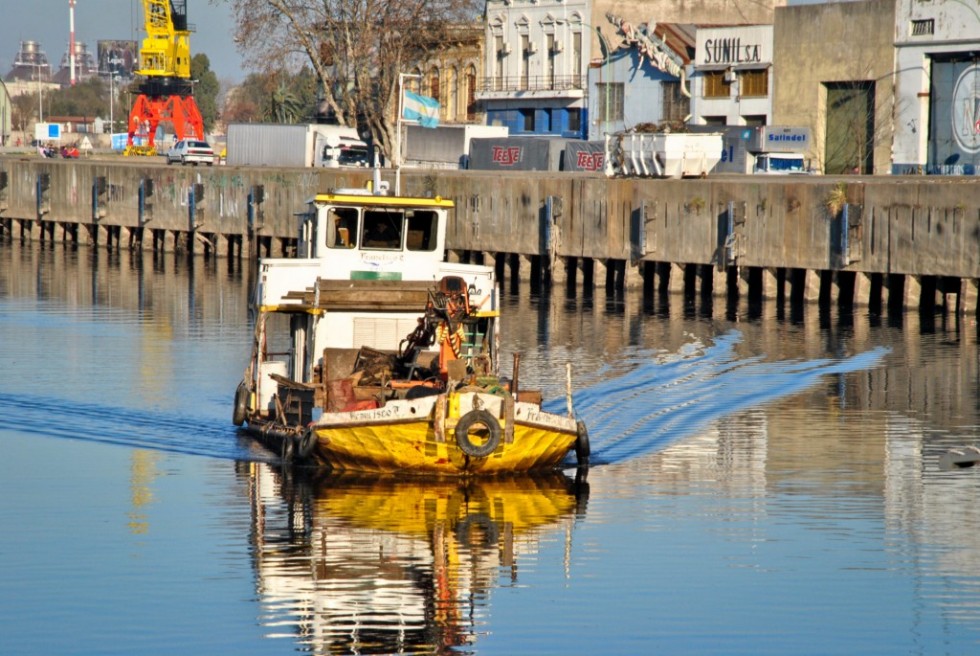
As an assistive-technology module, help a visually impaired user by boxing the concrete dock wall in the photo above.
[1,158,978,313]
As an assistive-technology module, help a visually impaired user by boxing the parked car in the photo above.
[167,139,215,166]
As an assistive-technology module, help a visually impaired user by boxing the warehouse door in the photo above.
[929,57,980,174]
[824,82,875,175]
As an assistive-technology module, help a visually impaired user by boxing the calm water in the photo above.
[2,242,980,655]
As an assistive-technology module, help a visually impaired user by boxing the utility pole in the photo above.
[109,72,115,134]
[69,0,77,86]
[35,62,43,123]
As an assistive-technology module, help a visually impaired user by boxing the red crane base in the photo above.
[126,94,204,155]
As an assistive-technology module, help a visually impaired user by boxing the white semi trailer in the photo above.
[226,123,370,168]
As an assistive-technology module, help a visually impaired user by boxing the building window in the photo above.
[572,32,582,82]
[494,35,504,89]
[428,67,440,104]
[742,115,766,126]
[521,108,535,132]
[448,66,458,121]
[466,65,477,120]
[661,81,690,123]
[703,71,729,98]
[703,116,727,127]
[739,69,768,98]
[911,19,934,35]
[596,82,624,121]
[568,108,581,134]
[546,34,556,87]
[520,34,529,90]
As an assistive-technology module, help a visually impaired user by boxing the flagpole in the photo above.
[396,73,404,196]
[396,72,421,196]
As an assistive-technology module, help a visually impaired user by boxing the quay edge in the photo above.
[0,156,978,315]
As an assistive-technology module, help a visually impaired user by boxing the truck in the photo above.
[225,123,370,168]
[753,152,810,175]
[603,131,724,179]
[403,124,509,169]
[707,126,817,175]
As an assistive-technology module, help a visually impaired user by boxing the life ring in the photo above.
[454,409,501,458]
[298,427,317,459]
[232,382,248,427]
[575,420,590,465]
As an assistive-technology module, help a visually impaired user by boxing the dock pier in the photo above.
[1,157,978,317]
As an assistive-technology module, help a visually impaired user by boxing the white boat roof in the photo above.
[313,190,455,209]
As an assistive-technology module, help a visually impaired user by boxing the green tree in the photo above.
[46,77,109,119]
[268,81,304,123]
[223,68,318,125]
[191,53,221,133]
[11,93,38,132]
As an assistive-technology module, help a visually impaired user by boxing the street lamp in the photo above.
[107,53,123,136]
[109,72,115,134]
[34,60,43,123]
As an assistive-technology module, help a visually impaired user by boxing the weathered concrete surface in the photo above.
[773,0,896,175]
[2,159,979,281]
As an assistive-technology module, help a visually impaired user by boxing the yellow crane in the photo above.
[126,0,203,155]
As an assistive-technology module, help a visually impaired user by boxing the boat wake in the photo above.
[544,331,890,466]
[0,392,273,463]
[0,330,888,469]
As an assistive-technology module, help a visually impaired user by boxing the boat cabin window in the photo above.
[405,210,438,252]
[362,210,403,250]
[326,207,358,249]
[300,211,318,258]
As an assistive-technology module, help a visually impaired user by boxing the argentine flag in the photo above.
[403,90,440,128]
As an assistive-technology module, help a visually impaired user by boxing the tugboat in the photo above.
[233,173,589,475]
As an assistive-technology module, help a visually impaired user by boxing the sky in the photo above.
[0,0,245,82]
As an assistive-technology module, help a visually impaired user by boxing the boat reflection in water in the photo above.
[240,463,590,653]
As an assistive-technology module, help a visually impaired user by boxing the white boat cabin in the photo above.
[249,184,499,419]
[257,186,496,318]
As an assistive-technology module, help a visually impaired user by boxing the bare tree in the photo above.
[227,0,479,161]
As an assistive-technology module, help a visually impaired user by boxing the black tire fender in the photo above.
[454,409,501,458]
[575,420,590,465]
[281,435,295,464]
[232,382,248,426]
[298,427,317,459]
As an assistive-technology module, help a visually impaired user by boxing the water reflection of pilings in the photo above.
[502,289,978,436]
[0,241,252,328]
[449,248,979,322]
[238,463,589,654]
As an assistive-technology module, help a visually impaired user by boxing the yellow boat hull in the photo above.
[311,392,579,475]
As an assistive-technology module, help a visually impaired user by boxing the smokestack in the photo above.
[69,0,76,85]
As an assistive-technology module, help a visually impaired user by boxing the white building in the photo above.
[893,0,980,174]
[480,0,590,138]
[0,79,11,145]
[690,25,774,127]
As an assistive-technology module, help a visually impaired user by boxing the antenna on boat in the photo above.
[373,147,383,195]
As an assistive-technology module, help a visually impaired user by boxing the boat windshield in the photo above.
[405,210,438,252]
[768,156,805,173]
[362,210,403,250]
[326,207,358,249]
